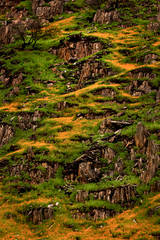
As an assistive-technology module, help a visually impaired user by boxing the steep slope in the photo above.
[0,0,160,239]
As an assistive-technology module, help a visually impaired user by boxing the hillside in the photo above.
[0,0,160,239]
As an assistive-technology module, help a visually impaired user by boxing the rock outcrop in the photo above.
[18,111,43,130]
[8,148,59,184]
[51,34,105,62]
[94,10,119,24]
[76,185,137,207]
[134,123,160,183]
[125,80,152,96]
[21,204,54,224]
[128,67,157,79]
[73,208,116,220]
[0,124,14,147]
[32,0,64,22]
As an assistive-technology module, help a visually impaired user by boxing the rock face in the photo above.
[18,111,43,130]
[0,0,20,14]
[51,34,105,62]
[134,123,160,183]
[0,70,23,94]
[64,147,102,183]
[76,185,137,206]
[125,80,152,96]
[32,0,64,21]
[22,204,54,224]
[128,67,157,79]
[73,208,116,220]
[93,87,116,98]
[9,148,59,184]
[141,140,160,183]
[74,58,116,89]
[76,108,117,120]
[94,10,119,24]
[0,124,14,147]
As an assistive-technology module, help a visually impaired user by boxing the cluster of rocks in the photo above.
[32,0,64,24]
[21,204,54,224]
[51,34,105,62]
[0,124,14,147]
[9,147,59,185]
[76,185,137,206]
[73,208,116,220]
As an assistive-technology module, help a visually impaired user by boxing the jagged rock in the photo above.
[94,10,119,24]
[0,24,16,44]
[156,88,160,103]
[73,208,116,220]
[147,21,160,33]
[32,0,64,21]
[93,87,116,98]
[125,80,152,96]
[102,147,115,164]
[0,0,20,14]
[75,185,137,206]
[18,111,43,130]
[147,205,160,217]
[23,205,54,224]
[51,34,105,62]
[57,101,77,110]
[64,147,103,182]
[0,124,14,147]
[10,148,59,184]
[76,108,117,120]
[141,140,160,183]
[135,122,147,150]
[128,67,157,79]
[76,59,115,89]
[144,54,159,64]
[114,158,124,174]
[99,119,132,134]
[150,181,160,192]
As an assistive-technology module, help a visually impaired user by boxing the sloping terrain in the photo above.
[0,0,160,239]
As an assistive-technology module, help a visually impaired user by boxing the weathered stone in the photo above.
[93,87,116,98]
[128,67,157,79]
[51,34,104,62]
[102,147,115,164]
[18,111,42,130]
[0,124,14,147]
[94,10,119,24]
[125,80,152,96]
[26,206,54,224]
[75,185,137,206]
[73,208,116,220]
[141,140,160,183]
[135,122,147,150]
[32,0,64,20]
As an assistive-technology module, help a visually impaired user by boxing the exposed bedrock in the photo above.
[134,122,160,183]
[76,108,117,120]
[32,0,64,21]
[21,204,54,224]
[51,34,105,62]
[135,53,159,64]
[74,58,116,89]
[18,110,43,130]
[125,80,152,96]
[5,148,59,184]
[93,9,119,24]
[76,185,137,206]
[0,124,14,147]
[72,208,116,220]
[92,87,116,98]
[127,67,158,79]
